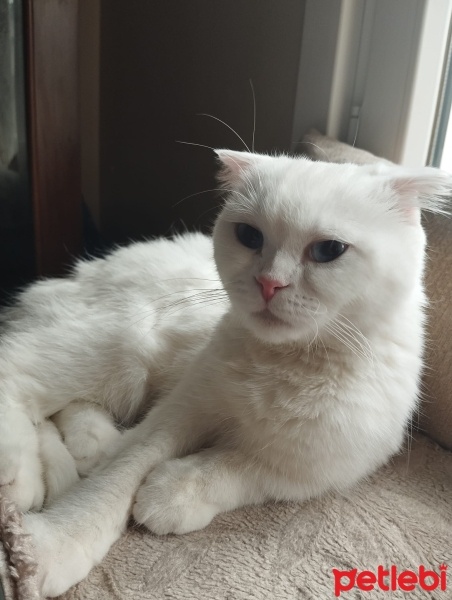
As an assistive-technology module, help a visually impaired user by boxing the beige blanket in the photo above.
[1,435,450,599]
[58,434,452,600]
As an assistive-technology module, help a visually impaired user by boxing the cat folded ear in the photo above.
[215,149,269,187]
[368,164,452,224]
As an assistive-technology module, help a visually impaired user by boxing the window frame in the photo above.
[293,0,452,167]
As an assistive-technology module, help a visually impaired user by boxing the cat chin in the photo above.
[242,311,313,346]
[252,308,288,327]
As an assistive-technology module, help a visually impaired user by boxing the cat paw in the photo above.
[63,421,122,476]
[0,446,45,511]
[133,459,218,535]
[23,512,95,597]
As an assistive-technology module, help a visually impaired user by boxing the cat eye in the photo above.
[235,223,264,250]
[309,240,348,263]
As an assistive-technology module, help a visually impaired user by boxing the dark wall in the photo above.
[100,0,306,242]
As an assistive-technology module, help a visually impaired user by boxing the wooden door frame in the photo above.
[25,0,82,277]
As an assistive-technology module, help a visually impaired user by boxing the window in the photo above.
[294,0,452,167]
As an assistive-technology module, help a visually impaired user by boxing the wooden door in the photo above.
[25,0,82,277]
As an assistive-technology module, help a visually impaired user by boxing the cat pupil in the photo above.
[236,223,264,250]
[310,240,347,263]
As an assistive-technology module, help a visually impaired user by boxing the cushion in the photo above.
[56,435,452,599]
[2,436,450,599]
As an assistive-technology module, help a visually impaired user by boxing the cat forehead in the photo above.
[217,150,364,185]
[222,158,384,228]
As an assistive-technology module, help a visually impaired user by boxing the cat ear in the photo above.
[368,164,452,224]
[215,149,267,187]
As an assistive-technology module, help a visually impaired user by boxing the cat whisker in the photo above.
[134,294,229,341]
[172,188,226,208]
[197,113,251,153]
[152,277,223,284]
[334,321,372,356]
[405,418,414,470]
[293,140,330,162]
[325,322,370,363]
[160,290,228,310]
[138,281,229,307]
[173,187,252,209]
[128,288,224,314]
[330,327,372,363]
[176,140,216,152]
[127,289,228,329]
[249,79,256,154]
[318,334,332,366]
[332,315,375,363]
[306,312,320,356]
[335,313,369,339]
[304,304,328,317]
[195,205,223,226]
[299,296,327,317]
[162,296,229,318]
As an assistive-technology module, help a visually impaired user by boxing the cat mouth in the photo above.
[253,309,288,326]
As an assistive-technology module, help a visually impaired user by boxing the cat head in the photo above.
[212,150,451,346]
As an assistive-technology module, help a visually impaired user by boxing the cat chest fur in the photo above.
[200,316,418,492]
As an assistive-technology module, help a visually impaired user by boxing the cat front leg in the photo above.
[133,447,267,535]
[22,400,208,597]
[0,404,45,511]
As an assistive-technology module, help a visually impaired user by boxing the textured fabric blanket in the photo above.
[1,435,449,599]
[0,495,39,600]
[58,435,452,600]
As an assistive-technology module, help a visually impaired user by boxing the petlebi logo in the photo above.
[332,564,447,596]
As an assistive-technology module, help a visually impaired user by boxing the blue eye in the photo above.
[310,240,348,263]
[236,223,264,250]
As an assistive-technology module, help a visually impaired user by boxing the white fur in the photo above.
[1,152,450,597]
[0,232,224,505]
[52,401,122,475]
[38,420,79,504]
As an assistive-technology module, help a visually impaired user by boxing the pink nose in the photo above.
[255,276,288,302]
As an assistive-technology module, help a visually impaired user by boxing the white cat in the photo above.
[1,150,450,597]
[0,232,225,508]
